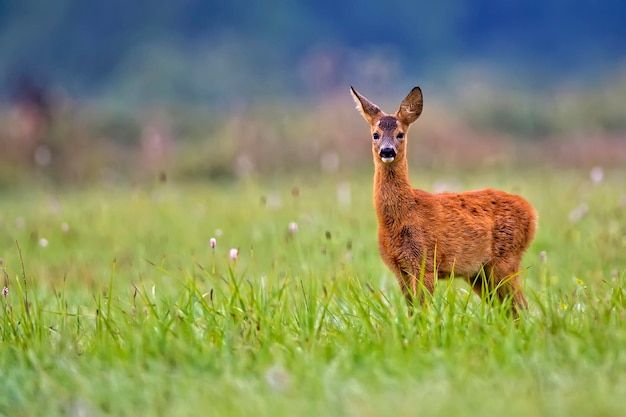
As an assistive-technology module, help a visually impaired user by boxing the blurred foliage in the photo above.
[1,72,626,187]
[457,71,626,138]
[0,0,624,103]
[0,1,624,186]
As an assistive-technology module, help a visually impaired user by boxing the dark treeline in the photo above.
[0,0,624,104]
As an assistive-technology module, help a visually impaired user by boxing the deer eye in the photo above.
[373,132,380,140]
[396,132,404,139]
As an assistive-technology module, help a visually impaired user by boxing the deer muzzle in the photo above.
[379,147,396,163]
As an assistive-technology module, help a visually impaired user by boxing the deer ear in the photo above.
[350,86,382,124]
[396,86,423,125]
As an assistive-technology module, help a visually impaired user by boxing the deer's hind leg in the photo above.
[469,260,528,318]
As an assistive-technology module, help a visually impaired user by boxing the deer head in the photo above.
[350,86,423,164]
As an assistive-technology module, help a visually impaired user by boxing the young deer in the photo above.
[350,86,537,318]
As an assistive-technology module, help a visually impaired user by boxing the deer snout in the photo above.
[379,147,396,163]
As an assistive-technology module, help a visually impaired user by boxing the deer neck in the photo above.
[373,157,414,226]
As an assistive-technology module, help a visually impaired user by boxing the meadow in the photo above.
[1,166,625,417]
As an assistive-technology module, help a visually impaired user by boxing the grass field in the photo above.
[1,167,625,417]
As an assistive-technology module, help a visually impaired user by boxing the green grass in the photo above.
[0,168,625,417]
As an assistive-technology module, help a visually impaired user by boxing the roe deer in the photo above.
[350,86,537,318]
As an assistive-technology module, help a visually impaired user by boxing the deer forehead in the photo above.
[375,116,401,132]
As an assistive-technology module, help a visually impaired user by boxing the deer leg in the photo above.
[468,270,490,300]
[392,267,435,315]
[405,268,435,309]
[480,260,528,319]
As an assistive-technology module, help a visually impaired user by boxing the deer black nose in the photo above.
[379,148,396,160]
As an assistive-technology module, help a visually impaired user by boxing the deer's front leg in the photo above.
[394,267,435,314]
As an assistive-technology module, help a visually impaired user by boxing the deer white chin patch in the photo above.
[381,157,395,163]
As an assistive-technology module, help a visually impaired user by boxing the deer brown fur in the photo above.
[350,86,537,318]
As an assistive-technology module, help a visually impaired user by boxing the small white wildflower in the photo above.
[433,179,460,193]
[229,248,239,261]
[568,203,588,223]
[264,365,291,392]
[590,166,604,184]
[266,193,283,209]
[337,181,351,208]
[34,145,52,166]
[433,180,450,194]
[288,222,298,233]
[39,238,49,248]
[539,251,547,263]
[234,154,255,178]
[321,152,340,173]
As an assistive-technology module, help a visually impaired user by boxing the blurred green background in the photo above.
[0,0,625,186]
